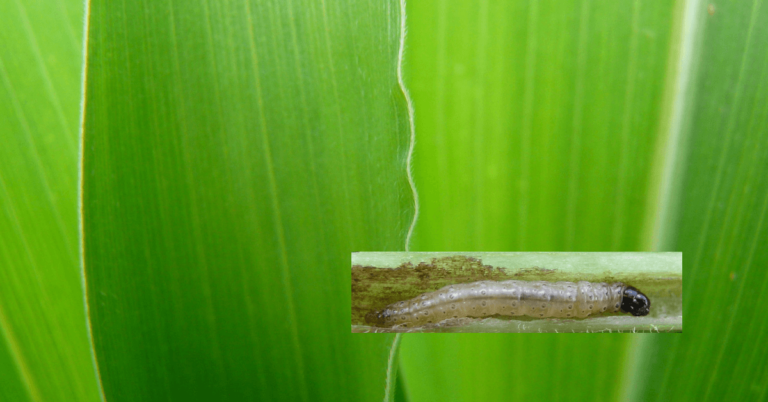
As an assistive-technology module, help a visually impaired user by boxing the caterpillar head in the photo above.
[621,286,650,316]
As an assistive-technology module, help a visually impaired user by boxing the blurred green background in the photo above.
[1,0,766,401]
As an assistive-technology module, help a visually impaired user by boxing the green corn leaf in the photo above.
[3,0,767,401]
[401,0,680,400]
[628,1,768,400]
[0,0,101,401]
[399,1,768,402]
[81,0,411,400]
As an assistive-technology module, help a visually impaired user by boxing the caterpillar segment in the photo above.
[365,280,650,328]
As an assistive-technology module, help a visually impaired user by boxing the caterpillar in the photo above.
[365,280,650,328]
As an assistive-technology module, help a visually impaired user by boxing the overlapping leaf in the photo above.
[82,0,411,400]
[401,0,768,401]
[0,1,101,401]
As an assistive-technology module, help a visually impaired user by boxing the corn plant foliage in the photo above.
[402,0,678,400]
[408,0,677,252]
[630,2,768,400]
[82,0,410,401]
[0,1,101,401]
[5,0,768,401]
[401,335,630,401]
[401,1,768,402]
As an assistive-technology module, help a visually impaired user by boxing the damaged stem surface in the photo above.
[351,252,681,333]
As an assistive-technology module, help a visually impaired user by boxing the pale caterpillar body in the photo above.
[365,280,650,328]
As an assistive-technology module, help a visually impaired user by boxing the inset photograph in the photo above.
[352,252,682,333]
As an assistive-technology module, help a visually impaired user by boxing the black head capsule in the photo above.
[620,286,651,316]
